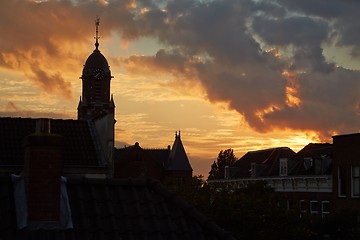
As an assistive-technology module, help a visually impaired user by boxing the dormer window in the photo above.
[303,157,313,170]
[279,158,288,176]
[352,166,360,197]
[251,163,256,178]
[224,166,230,179]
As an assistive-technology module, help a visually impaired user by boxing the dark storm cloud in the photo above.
[276,0,360,56]
[262,68,360,138]
[252,15,334,73]
[252,16,328,46]
[162,0,261,64]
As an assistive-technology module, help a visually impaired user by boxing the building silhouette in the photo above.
[209,138,360,222]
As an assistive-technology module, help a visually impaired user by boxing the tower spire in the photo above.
[94,17,100,50]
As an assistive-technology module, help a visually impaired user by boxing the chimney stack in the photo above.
[23,118,63,222]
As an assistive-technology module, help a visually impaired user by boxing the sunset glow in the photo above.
[1,0,360,177]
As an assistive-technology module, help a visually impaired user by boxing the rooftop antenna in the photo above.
[95,17,100,50]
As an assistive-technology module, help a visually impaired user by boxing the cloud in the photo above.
[0,101,71,119]
[252,14,335,73]
[276,0,360,56]
[2,0,360,142]
[29,64,72,98]
[0,0,128,99]
[116,0,360,140]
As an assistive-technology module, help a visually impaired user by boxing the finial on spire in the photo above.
[175,131,181,139]
[95,17,100,50]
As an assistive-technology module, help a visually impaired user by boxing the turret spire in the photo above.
[94,17,100,50]
[175,131,181,139]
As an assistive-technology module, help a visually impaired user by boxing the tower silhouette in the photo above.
[77,18,115,173]
[78,17,115,120]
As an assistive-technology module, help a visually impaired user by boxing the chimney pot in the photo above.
[36,118,51,134]
[23,118,63,222]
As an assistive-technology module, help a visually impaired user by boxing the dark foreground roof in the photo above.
[0,117,101,167]
[0,176,236,240]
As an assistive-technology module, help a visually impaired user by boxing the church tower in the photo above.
[78,17,115,120]
[78,18,115,175]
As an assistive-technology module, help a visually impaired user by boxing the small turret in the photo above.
[164,131,192,189]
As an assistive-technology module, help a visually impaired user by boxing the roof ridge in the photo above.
[142,147,169,150]
[0,116,77,121]
[249,146,290,153]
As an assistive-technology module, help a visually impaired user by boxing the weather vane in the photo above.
[95,17,100,50]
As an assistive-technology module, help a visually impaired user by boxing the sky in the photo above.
[1,0,360,177]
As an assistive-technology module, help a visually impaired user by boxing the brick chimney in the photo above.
[23,118,63,222]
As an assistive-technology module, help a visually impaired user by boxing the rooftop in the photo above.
[0,175,236,240]
[0,117,102,167]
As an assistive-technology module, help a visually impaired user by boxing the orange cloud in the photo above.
[0,0,108,100]
[282,70,301,107]
[29,64,72,99]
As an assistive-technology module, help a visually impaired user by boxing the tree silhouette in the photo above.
[208,148,237,180]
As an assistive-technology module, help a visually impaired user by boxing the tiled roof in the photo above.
[0,117,101,167]
[290,143,332,175]
[115,144,167,167]
[262,147,297,176]
[232,147,296,178]
[0,175,236,240]
[114,144,166,179]
[145,148,170,166]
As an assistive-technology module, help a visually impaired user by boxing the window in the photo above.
[352,166,360,197]
[338,166,346,197]
[279,158,288,176]
[177,176,184,185]
[310,201,319,215]
[224,166,230,179]
[299,200,307,218]
[251,163,256,178]
[303,157,313,170]
[321,201,330,219]
[287,200,294,211]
